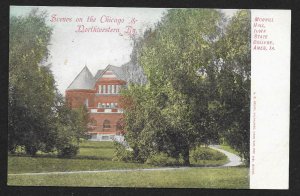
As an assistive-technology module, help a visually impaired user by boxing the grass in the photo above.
[8,167,249,188]
[219,144,240,156]
[8,141,155,174]
[8,156,156,174]
[8,141,229,174]
[190,146,229,166]
[8,140,249,188]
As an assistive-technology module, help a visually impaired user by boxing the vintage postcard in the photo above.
[8,6,290,189]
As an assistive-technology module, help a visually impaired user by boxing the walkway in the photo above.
[8,145,243,176]
[209,145,243,167]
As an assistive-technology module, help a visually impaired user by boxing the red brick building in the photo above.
[65,65,127,141]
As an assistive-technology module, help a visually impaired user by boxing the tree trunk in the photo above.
[182,148,190,166]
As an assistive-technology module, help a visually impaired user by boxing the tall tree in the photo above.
[121,9,251,166]
[121,9,225,165]
[9,9,55,155]
[215,10,251,164]
[9,9,90,157]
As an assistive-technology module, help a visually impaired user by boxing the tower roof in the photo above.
[67,66,95,90]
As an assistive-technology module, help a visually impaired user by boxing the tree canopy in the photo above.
[9,9,89,157]
[119,9,251,165]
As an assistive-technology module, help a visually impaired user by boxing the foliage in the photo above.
[9,9,55,155]
[120,9,250,166]
[215,10,251,165]
[57,144,79,158]
[219,143,240,156]
[8,9,89,157]
[121,9,225,165]
[54,95,90,157]
[8,140,156,174]
[191,146,227,162]
[112,142,134,162]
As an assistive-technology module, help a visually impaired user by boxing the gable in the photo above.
[94,65,127,81]
[102,70,118,78]
[67,66,95,90]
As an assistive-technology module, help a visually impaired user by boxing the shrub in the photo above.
[113,142,134,162]
[191,147,227,162]
[57,144,79,158]
[24,145,39,156]
[146,153,179,166]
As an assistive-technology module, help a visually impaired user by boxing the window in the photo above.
[103,120,111,129]
[112,85,115,94]
[116,85,119,93]
[99,85,102,94]
[115,103,118,107]
[102,136,109,140]
[111,103,115,108]
[98,103,102,108]
[91,134,97,140]
[103,85,106,94]
[106,103,110,108]
[108,85,111,94]
[102,103,105,108]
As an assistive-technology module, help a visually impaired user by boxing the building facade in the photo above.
[65,65,127,141]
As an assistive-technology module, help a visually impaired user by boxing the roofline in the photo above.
[66,66,95,90]
[66,89,95,92]
[95,64,123,82]
[95,64,112,80]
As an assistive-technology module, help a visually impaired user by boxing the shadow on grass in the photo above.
[9,153,113,161]
[79,146,113,150]
[190,164,223,167]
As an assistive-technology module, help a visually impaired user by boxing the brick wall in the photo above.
[66,89,96,108]
[66,78,126,134]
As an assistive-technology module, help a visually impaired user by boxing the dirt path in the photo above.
[209,145,243,167]
[8,145,243,176]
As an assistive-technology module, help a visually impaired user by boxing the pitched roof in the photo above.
[94,69,103,80]
[110,65,127,81]
[67,66,95,90]
[94,64,127,81]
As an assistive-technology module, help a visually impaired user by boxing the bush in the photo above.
[113,142,134,162]
[191,147,226,162]
[57,144,79,158]
[146,153,179,166]
[24,145,39,156]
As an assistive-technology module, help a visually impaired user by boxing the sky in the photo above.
[10,6,237,95]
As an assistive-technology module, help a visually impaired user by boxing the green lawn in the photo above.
[8,156,156,174]
[8,140,249,188]
[8,167,249,188]
[8,141,228,174]
[219,144,240,156]
[8,141,156,174]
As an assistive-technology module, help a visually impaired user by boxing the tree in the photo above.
[215,10,251,165]
[120,9,225,165]
[54,94,90,157]
[9,9,55,155]
[120,9,251,166]
[8,9,90,157]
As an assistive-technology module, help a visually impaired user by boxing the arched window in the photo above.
[103,120,111,129]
